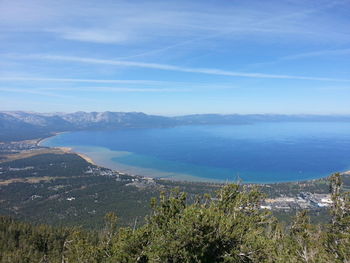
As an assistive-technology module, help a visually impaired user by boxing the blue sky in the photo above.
[1,0,350,115]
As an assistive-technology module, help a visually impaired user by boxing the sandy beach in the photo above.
[75,152,97,165]
[55,146,97,165]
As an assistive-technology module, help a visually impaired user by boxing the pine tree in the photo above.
[324,173,350,262]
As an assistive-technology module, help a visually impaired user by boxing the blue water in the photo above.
[42,122,350,183]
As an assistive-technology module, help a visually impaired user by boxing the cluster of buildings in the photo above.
[84,165,156,187]
[8,166,35,171]
[261,192,332,211]
[84,166,115,177]
[0,140,42,153]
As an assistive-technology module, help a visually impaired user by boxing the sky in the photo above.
[1,0,350,115]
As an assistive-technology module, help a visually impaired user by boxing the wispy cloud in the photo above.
[0,85,191,95]
[39,87,191,93]
[50,28,129,44]
[17,54,350,82]
[1,0,349,46]
[0,87,71,98]
[0,76,239,90]
[243,47,350,70]
[0,77,168,85]
[282,48,350,60]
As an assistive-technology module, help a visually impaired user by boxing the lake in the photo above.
[42,122,350,183]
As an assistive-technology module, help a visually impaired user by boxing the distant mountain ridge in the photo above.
[0,111,177,141]
[1,111,350,141]
[174,113,350,124]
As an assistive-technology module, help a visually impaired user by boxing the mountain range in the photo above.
[1,111,350,142]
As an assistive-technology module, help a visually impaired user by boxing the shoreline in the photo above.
[38,133,350,185]
[75,152,97,165]
[53,146,97,166]
[56,146,350,184]
[37,131,68,147]
[37,132,97,166]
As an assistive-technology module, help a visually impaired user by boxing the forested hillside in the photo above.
[0,152,220,228]
[1,173,349,263]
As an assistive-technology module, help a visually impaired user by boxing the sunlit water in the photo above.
[42,122,350,183]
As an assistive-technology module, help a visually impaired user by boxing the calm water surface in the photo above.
[42,122,350,183]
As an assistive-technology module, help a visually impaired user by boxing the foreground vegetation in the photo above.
[1,173,349,263]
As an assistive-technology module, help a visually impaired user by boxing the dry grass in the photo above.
[0,175,90,186]
[0,148,70,163]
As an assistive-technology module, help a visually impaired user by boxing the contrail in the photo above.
[18,54,350,82]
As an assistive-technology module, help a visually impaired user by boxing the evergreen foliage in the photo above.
[0,173,349,262]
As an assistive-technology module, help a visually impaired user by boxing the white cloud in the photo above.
[0,87,71,98]
[0,76,237,90]
[51,28,130,44]
[0,77,166,85]
[282,48,350,60]
[243,47,350,70]
[18,54,350,82]
[0,77,245,98]
[38,87,190,93]
[1,0,349,46]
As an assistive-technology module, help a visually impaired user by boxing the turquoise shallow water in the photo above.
[42,122,350,183]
